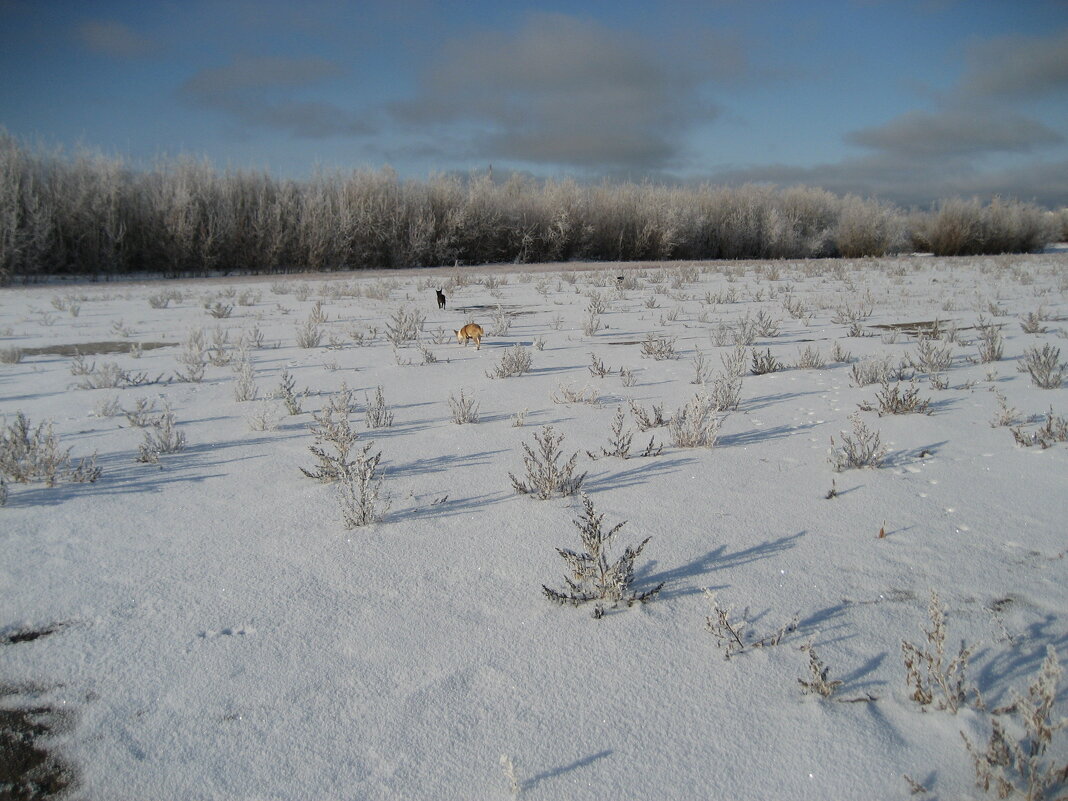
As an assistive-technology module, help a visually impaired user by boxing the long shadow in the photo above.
[884,440,949,467]
[974,618,1068,707]
[718,422,815,449]
[386,449,506,479]
[582,456,694,494]
[523,750,613,794]
[387,490,514,522]
[742,389,825,411]
[639,531,806,599]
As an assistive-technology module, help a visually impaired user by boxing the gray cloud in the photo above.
[76,20,156,58]
[180,56,373,138]
[847,109,1063,158]
[393,13,718,170]
[962,29,1068,99]
[705,154,1068,208]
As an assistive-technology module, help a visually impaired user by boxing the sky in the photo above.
[1,0,1067,208]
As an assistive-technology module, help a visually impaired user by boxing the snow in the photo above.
[1,254,1066,800]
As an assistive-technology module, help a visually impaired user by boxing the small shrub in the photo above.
[1011,407,1068,448]
[488,345,533,378]
[0,347,22,365]
[205,301,233,318]
[175,328,207,383]
[629,400,667,431]
[795,345,826,370]
[975,316,1003,363]
[705,590,799,659]
[385,305,426,347]
[872,381,931,416]
[1020,311,1047,334]
[850,355,894,387]
[542,493,663,610]
[750,348,782,375]
[301,396,359,482]
[828,412,888,471]
[640,333,679,360]
[0,412,100,485]
[338,443,388,528]
[510,425,586,499]
[901,591,974,713]
[136,404,186,463]
[274,368,305,415]
[551,382,599,406]
[588,354,613,378]
[798,646,844,699]
[295,317,323,349]
[232,352,258,402]
[990,390,1018,428]
[669,391,725,448]
[961,646,1068,801]
[1018,344,1065,389]
[911,337,954,375]
[448,389,480,424]
[364,386,394,428]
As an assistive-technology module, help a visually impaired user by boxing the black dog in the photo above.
[435,288,446,309]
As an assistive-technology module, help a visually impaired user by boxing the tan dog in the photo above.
[454,323,483,350]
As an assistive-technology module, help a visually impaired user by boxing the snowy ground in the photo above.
[1,254,1066,800]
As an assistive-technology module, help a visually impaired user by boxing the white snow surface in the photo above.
[1,255,1066,800]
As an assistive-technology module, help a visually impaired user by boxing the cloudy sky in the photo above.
[2,0,1067,207]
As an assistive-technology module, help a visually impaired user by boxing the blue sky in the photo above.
[2,0,1067,206]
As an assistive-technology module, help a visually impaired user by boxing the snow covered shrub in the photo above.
[795,345,826,370]
[850,355,894,387]
[492,305,514,336]
[205,300,233,318]
[488,345,533,378]
[629,400,667,431]
[669,391,725,448]
[704,590,798,659]
[962,646,1068,801]
[0,346,21,364]
[798,646,844,699]
[338,442,387,528]
[0,411,100,485]
[232,351,258,402]
[175,328,207,383]
[587,407,660,459]
[750,348,782,375]
[922,197,1054,256]
[1018,344,1065,389]
[295,317,323,349]
[588,354,613,378]
[640,333,679,360]
[901,591,974,713]
[828,412,888,471]
[274,368,304,415]
[871,381,931,416]
[834,194,905,257]
[1011,407,1068,449]
[448,389,480,424]
[510,425,586,500]
[1020,310,1047,335]
[550,382,599,406]
[975,316,1003,363]
[542,493,663,611]
[245,402,279,432]
[301,393,359,482]
[136,404,186,463]
[364,386,394,428]
[385,305,425,347]
[911,337,954,375]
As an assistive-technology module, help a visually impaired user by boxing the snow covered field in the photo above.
[2,254,1066,800]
